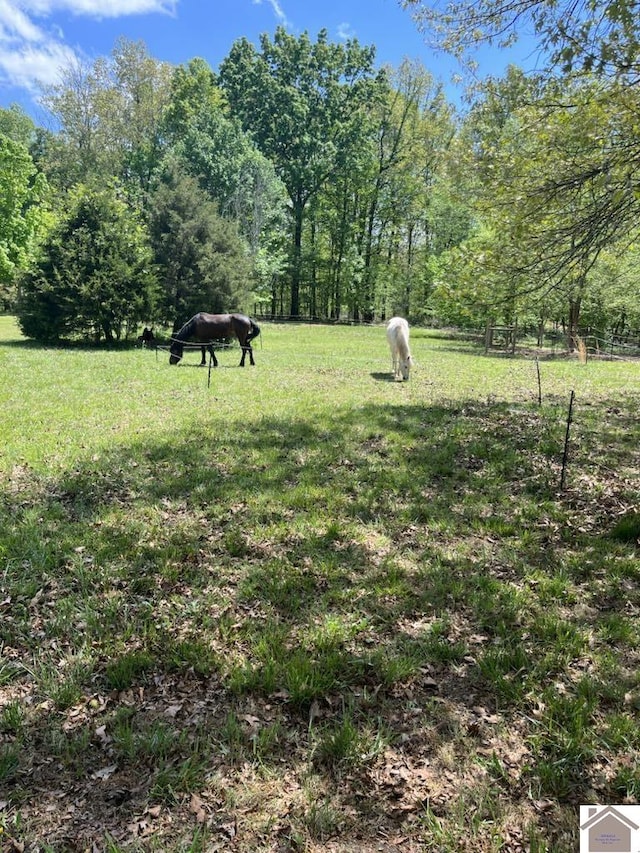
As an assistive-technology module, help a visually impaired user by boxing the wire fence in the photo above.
[482,323,640,359]
[141,318,639,367]
[579,330,640,358]
[153,339,238,361]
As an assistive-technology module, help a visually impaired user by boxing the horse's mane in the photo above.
[174,316,196,341]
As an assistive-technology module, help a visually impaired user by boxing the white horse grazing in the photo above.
[386,317,412,381]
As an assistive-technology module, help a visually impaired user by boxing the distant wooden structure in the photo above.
[485,321,517,354]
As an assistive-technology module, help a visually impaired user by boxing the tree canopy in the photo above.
[2,23,638,349]
[398,0,640,343]
[0,133,50,310]
[219,28,386,316]
[400,0,640,78]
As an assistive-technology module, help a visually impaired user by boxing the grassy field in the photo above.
[0,315,638,852]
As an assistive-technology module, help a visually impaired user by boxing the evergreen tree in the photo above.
[18,184,157,342]
[147,165,252,328]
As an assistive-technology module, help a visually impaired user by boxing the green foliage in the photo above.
[0,135,50,308]
[401,0,640,79]
[581,245,640,335]
[40,38,172,194]
[220,28,380,206]
[402,5,640,337]
[17,183,157,342]
[0,104,36,147]
[219,27,384,315]
[311,59,461,322]
[437,72,640,340]
[20,27,640,332]
[147,164,252,324]
[163,58,287,254]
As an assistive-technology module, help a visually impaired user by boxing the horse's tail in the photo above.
[246,319,261,344]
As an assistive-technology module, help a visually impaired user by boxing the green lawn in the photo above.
[0,315,638,851]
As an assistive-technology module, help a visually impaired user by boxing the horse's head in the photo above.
[169,341,183,364]
[400,355,412,381]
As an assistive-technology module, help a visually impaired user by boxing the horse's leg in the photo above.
[208,345,218,367]
[236,331,246,366]
[238,332,255,367]
[200,346,207,366]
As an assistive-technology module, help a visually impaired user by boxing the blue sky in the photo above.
[0,0,539,121]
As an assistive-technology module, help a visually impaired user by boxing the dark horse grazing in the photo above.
[169,312,260,367]
[137,327,155,348]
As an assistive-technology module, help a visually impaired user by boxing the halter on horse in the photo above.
[169,312,261,367]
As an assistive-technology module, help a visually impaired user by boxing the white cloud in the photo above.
[0,0,176,94]
[0,0,42,40]
[0,38,77,89]
[252,0,290,28]
[337,22,356,41]
[0,0,69,90]
[19,0,176,16]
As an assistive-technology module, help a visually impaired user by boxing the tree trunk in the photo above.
[290,194,304,318]
[567,297,581,351]
[309,215,317,319]
[360,193,379,323]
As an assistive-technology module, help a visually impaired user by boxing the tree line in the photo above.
[1,11,639,347]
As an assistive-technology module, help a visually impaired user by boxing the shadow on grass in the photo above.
[370,371,396,382]
[2,395,639,848]
[0,337,168,353]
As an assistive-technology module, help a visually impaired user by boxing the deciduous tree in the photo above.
[438,72,637,346]
[219,27,384,316]
[40,39,172,195]
[0,136,50,309]
[163,58,287,255]
[400,0,640,78]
